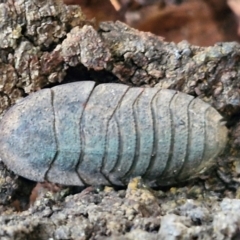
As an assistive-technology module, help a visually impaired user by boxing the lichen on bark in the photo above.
[0,0,85,112]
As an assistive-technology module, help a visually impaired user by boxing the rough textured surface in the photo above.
[0,0,86,113]
[0,0,239,120]
[0,82,227,186]
[61,22,240,120]
[1,178,240,240]
[0,0,240,239]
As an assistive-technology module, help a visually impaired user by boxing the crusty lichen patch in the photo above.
[0,0,85,113]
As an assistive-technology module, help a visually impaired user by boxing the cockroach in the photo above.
[0,81,228,186]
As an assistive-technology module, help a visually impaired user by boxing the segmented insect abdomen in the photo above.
[0,81,228,186]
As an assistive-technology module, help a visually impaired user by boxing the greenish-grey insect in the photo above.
[0,81,228,186]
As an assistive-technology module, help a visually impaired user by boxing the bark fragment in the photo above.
[0,0,85,112]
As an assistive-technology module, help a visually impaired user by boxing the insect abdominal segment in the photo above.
[0,81,228,186]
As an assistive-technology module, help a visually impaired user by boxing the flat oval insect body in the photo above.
[0,81,228,186]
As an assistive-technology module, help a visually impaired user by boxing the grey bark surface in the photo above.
[1,0,240,239]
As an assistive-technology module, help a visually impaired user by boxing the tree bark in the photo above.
[1,0,240,239]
